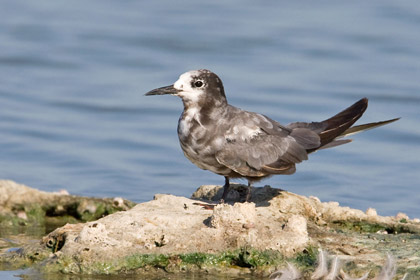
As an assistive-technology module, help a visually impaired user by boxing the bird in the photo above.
[145,69,399,202]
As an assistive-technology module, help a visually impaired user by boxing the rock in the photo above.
[0,180,135,230]
[1,181,420,278]
[366,207,377,217]
[209,202,257,229]
[395,212,409,221]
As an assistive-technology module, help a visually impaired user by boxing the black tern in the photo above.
[146,69,398,201]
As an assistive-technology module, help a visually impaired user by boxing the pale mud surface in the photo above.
[1,180,419,278]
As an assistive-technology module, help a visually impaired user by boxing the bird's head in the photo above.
[146,69,227,108]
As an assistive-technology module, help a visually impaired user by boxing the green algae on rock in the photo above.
[0,180,135,233]
[40,249,285,276]
[1,181,420,279]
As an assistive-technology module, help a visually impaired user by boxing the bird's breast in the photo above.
[178,107,203,142]
[177,108,231,175]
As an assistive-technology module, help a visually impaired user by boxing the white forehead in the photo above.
[174,70,204,90]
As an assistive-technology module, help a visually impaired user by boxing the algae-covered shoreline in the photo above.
[1,180,419,279]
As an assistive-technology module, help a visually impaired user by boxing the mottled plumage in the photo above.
[146,69,398,201]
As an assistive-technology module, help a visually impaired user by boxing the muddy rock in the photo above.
[47,192,308,265]
[0,180,135,230]
[1,181,419,278]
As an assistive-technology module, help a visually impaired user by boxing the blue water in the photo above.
[1,0,420,227]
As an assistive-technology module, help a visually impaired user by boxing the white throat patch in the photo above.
[173,71,205,104]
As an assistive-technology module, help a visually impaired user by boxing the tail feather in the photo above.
[318,98,368,147]
[339,118,400,138]
[293,98,398,153]
[317,139,352,150]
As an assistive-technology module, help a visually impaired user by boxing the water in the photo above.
[1,0,420,278]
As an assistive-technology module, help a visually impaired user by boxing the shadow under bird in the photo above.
[146,69,399,202]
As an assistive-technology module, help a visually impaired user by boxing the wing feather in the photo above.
[216,134,309,177]
[215,107,320,177]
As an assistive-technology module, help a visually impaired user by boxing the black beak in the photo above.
[145,85,178,96]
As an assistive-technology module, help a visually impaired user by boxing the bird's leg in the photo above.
[245,181,252,202]
[220,176,230,202]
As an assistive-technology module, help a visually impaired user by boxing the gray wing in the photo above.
[215,109,321,177]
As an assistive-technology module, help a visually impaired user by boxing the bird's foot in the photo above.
[244,184,252,202]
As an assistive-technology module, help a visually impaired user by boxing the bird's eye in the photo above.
[194,80,204,88]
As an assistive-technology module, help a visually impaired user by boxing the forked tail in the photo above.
[308,98,399,152]
[340,118,400,137]
[318,98,368,147]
